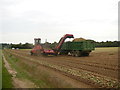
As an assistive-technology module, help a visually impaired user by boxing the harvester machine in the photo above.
[30,34,74,56]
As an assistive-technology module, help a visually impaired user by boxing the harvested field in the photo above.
[3,47,119,88]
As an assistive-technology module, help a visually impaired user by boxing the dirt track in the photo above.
[4,48,119,88]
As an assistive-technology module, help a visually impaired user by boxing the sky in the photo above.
[0,0,119,44]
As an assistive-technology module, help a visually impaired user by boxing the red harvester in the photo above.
[30,34,74,56]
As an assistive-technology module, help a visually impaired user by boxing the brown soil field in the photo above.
[3,47,119,88]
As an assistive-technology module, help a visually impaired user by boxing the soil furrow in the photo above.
[9,49,118,79]
[5,50,119,88]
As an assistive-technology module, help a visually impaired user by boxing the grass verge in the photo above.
[3,50,72,88]
[2,60,13,88]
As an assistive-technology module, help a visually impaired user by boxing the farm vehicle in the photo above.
[60,40,95,56]
[30,34,74,56]
[30,34,95,57]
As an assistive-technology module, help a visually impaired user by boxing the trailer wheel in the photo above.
[83,52,89,56]
[71,51,81,57]
[71,51,75,57]
[75,51,81,57]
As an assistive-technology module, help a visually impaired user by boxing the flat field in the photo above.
[2,47,119,88]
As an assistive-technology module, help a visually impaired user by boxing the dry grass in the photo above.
[94,47,118,53]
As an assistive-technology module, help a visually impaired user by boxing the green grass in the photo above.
[2,61,13,88]
[3,50,72,88]
[3,50,52,88]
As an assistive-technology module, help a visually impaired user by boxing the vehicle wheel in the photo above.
[75,51,81,57]
[83,52,90,56]
[85,53,89,56]
[71,51,75,57]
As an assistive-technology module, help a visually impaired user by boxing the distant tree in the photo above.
[10,43,33,49]
[49,42,58,49]
[22,43,33,49]
[95,41,119,47]
[0,43,10,49]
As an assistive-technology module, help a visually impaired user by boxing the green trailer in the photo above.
[60,40,95,57]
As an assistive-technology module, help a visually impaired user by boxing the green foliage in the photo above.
[95,41,119,47]
[0,43,34,49]
[3,51,50,88]
[10,43,34,49]
[49,42,57,49]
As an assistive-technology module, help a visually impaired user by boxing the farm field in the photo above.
[2,47,119,88]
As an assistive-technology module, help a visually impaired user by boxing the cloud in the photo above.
[0,0,119,43]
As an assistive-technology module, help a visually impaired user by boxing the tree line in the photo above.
[1,43,34,49]
[0,41,119,49]
[95,41,119,47]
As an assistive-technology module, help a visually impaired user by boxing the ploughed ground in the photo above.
[3,47,119,88]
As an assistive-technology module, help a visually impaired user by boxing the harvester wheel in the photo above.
[71,51,75,57]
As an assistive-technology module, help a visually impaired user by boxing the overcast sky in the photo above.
[0,0,119,44]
